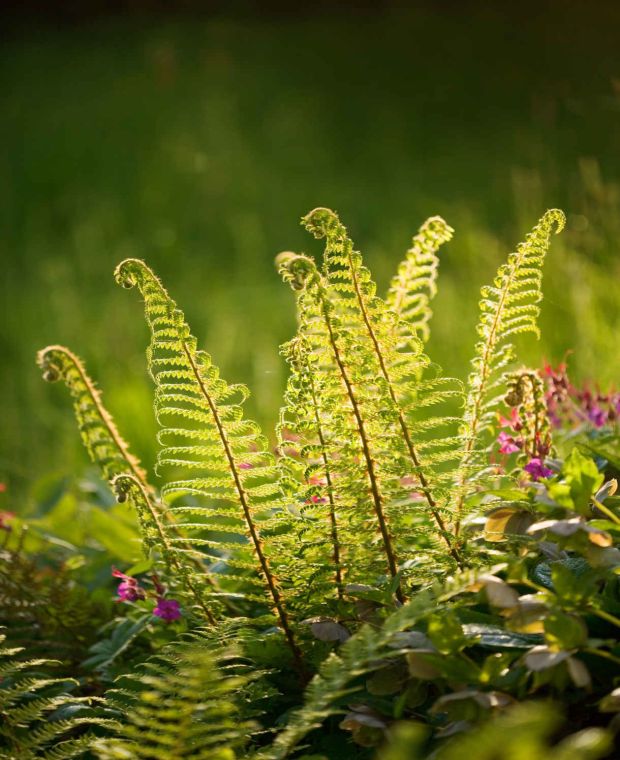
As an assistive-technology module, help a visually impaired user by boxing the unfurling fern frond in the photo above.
[0,632,112,759]
[37,345,148,487]
[94,644,254,759]
[454,209,565,531]
[386,215,454,342]
[300,209,462,568]
[114,259,304,673]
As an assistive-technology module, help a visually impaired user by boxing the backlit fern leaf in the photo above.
[302,209,463,567]
[94,644,254,759]
[386,215,454,342]
[114,259,304,672]
[37,345,148,486]
[453,209,565,530]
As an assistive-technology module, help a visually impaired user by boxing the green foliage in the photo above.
[23,206,620,758]
[0,631,111,759]
[94,644,254,759]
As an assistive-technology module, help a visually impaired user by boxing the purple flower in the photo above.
[588,406,607,428]
[112,567,145,603]
[153,597,181,622]
[497,431,521,455]
[524,458,554,481]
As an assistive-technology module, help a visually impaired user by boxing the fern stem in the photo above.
[181,343,305,674]
[114,474,217,626]
[345,248,464,569]
[306,369,345,600]
[317,296,403,602]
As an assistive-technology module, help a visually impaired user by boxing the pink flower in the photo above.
[524,458,553,481]
[587,406,607,428]
[0,511,14,532]
[153,598,181,622]
[305,494,328,505]
[239,462,253,470]
[499,408,523,432]
[497,431,521,454]
[112,567,145,603]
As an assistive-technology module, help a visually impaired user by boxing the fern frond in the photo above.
[94,644,254,759]
[37,345,148,486]
[386,215,454,342]
[302,208,463,567]
[0,633,112,759]
[454,209,565,531]
[114,259,304,673]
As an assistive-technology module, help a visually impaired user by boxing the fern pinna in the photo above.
[113,259,304,673]
[453,209,565,533]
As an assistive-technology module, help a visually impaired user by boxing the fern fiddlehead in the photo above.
[454,209,565,533]
[114,259,304,674]
[386,215,454,342]
[37,345,149,487]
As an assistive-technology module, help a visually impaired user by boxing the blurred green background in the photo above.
[2,1,620,500]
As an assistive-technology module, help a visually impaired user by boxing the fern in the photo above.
[0,632,111,759]
[94,644,254,759]
[37,345,219,623]
[278,209,463,594]
[386,215,454,342]
[114,259,304,673]
[37,345,148,487]
[453,209,565,532]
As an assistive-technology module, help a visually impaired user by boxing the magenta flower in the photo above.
[497,431,521,454]
[0,510,14,532]
[305,494,328,505]
[588,406,607,428]
[524,458,554,481]
[153,598,181,622]
[112,567,145,603]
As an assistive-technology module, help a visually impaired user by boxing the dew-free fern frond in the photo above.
[114,259,304,673]
[94,644,254,759]
[453,209,565,532]
[0,632,113,759]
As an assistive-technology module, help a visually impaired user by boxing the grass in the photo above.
[1,3,620,497]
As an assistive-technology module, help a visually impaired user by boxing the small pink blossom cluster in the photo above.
[112,568,181,622]
[496,408,553,481]
[542,362,620,430]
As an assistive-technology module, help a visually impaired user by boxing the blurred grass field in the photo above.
[2,3,620,498]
